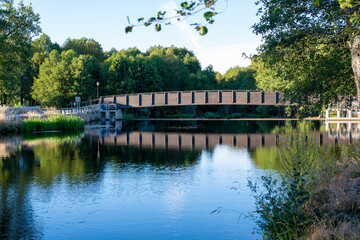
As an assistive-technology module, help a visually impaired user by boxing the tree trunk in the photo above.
[350,35,360,101]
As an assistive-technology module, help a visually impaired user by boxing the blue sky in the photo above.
[19,0,262,74]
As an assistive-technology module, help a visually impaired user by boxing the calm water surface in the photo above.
[0,120,354,239]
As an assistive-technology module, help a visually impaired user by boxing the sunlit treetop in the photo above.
[125,0,228,36]
[337,0,360,25]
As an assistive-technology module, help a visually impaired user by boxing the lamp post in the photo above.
[96,81,100,100]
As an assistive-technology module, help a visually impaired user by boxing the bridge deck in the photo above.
[100,90,292,108]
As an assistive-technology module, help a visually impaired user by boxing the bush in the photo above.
[21,115,85,132]
[204,112,221,119]
[248,129,320,239]
[227,113,244,119]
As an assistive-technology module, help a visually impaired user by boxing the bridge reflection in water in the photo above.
[93,121,360,151]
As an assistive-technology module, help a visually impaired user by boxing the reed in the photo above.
[21,115,85,132]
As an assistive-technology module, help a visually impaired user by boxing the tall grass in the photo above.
[21,115,85,132]
[248,127,360,239]
[248,129,319,239]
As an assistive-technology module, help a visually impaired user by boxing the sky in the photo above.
[18,0,263,74]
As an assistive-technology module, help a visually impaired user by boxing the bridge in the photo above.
[61,90,293,119]
[100,90,290,108]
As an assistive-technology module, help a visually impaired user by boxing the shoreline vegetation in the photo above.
[248,129,360,239]
[0,106,323,138]
[21,115,85,133]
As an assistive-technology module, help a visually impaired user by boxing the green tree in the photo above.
[63,37,104,63]
[103,52,161,95]
[32,50,100,107]
[254,41,355,108]
[253,0,360,101]
[220,65,256,90]
[31,33,60,53]
[0,0,40,104]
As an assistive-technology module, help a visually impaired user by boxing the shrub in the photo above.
[204,112,221,119]
[21,115,85,132]
[248,129,320,239]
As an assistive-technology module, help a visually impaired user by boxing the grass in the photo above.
[21,115,85,132]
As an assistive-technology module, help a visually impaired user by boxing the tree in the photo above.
[31,34,60,53]
[0,0,41,104]
[220,65,257,90]
[32,50,100,107]
[102,51,161,95]
[253,0,360,101]
[62,37,104,63]
[254,39,355,108]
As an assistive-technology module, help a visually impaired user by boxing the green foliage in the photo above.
[253,0,359,104]
[248,129,320,239]
[204,112,221,118]
[21,115,85,132]
[31,34,60,53]
[220,65,256,90]
[125,0,224,35]
[103,52,161,95]
[0,0,41,104]
[254,39,355,110]
[32,50,100,107]
[62,37,104,62]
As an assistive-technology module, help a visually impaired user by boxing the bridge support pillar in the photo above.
[115,110,122,120]
[337,110,341,118]
[105,110,111,120]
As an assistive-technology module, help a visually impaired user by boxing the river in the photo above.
[0,120,356,239]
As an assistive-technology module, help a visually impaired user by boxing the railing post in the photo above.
[325,110,330,119]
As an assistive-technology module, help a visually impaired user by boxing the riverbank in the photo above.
[250,130,360,239]
[0,106,88,138]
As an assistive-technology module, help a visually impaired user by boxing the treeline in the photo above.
[3,33,257,108]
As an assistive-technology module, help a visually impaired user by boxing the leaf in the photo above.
[181,2,188,9]
[125,26,133,33]
[198,26,208,35]
[144,22,151,27]
[138,17,144,23]
[155,23,161,32]
[204,11,213,20]
[311,0,319,6]
[209,20,215,24]
[149,17,156,22]
[127,16,131,25]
